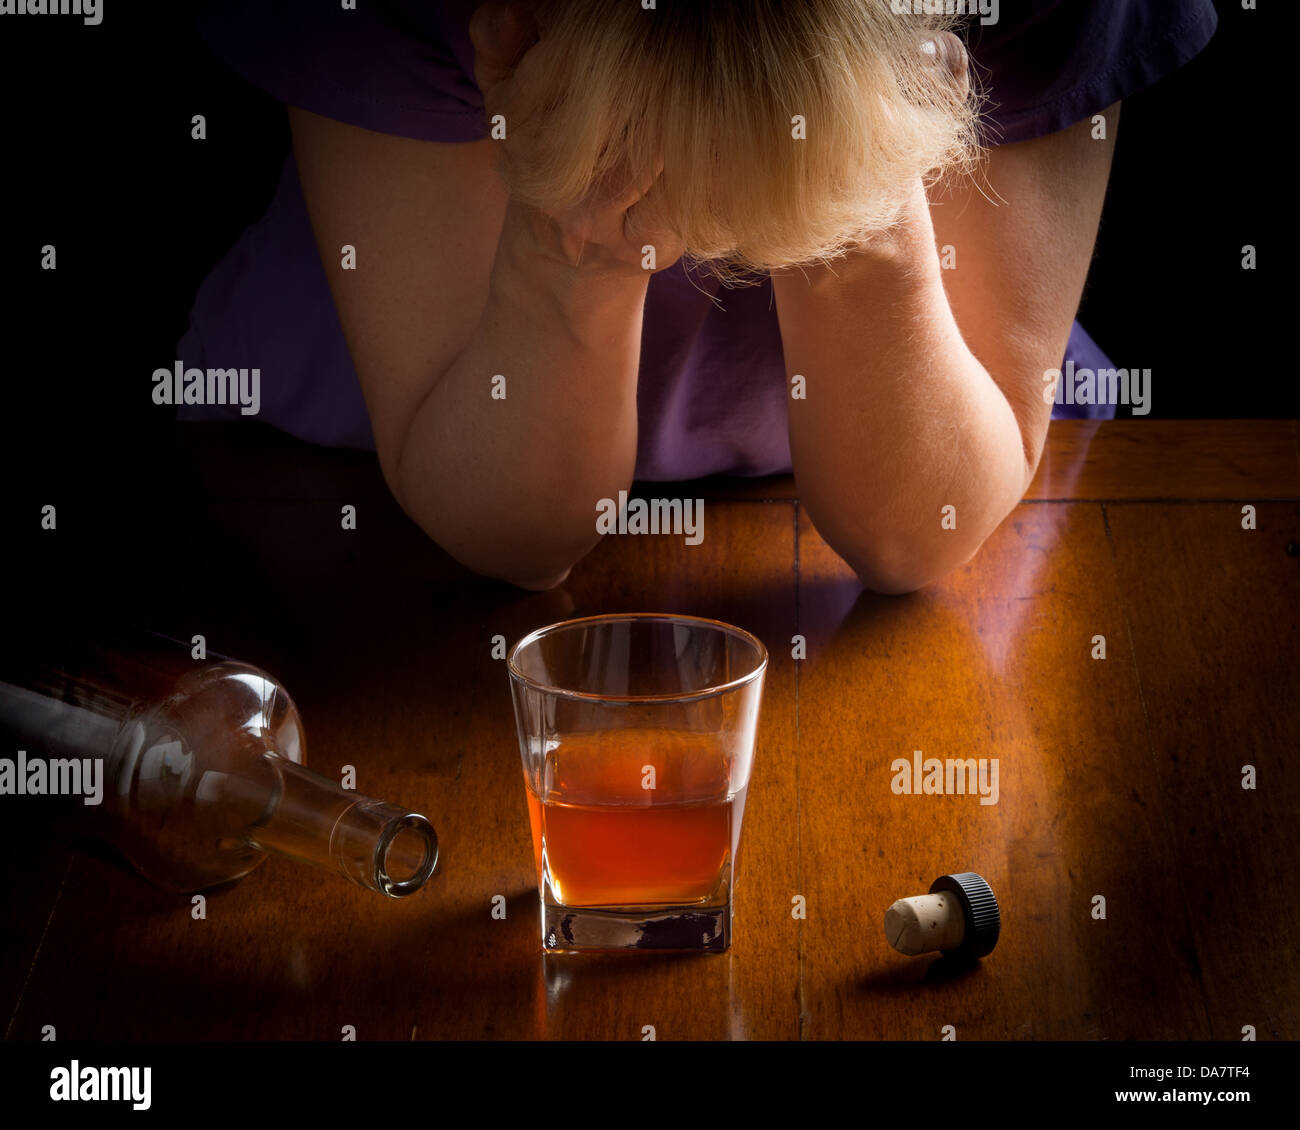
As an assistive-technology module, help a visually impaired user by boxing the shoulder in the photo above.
[196,0,487,142]
[963,0,1218,145]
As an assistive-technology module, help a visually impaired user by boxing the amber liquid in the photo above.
[525,729,744,907]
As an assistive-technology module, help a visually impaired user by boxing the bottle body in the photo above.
[0,629,436,896]
[104,659,306,891]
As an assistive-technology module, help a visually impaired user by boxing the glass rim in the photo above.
[506,612,768,704]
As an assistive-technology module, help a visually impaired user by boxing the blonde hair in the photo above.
[494,0,982,284]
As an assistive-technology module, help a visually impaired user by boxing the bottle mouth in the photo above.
[373,813,439,897]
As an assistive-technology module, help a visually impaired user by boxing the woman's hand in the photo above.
[922,29,970,103]
[469,1,685,276]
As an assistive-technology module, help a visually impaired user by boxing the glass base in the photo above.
[542,900,731,953]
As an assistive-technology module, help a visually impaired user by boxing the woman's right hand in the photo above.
[469,1,685,276]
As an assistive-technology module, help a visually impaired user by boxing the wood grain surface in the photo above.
[2,419,1296,1040]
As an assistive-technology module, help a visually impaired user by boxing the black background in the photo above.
[0,1038,1287,1115]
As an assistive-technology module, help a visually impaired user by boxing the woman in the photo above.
[180,0,1217,590]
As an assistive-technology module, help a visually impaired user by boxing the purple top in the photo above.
[179,0,1216,480]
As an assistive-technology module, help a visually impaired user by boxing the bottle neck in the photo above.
[211,753,438,897]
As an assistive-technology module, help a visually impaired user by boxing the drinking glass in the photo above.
[508,613,767,953]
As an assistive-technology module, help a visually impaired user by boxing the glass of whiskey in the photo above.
[508,614,767,953]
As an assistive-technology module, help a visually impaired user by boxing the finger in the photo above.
[610,177,653,213]
[624,206,684,270]
[920,30,969,101]
[639,154,667,198]
[469,1,537,98]
[603,155,667,214]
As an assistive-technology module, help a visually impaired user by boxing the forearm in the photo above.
[396,200,650,588]
[773,191,1030,593]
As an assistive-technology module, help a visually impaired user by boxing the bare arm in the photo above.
[288,106,654,590]
[773,104,1119,593]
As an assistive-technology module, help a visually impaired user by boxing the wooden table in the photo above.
[3,420,1297,1041]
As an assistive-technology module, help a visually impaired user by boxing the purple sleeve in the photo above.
[199,2,1217,151]
[968,0,1218,146]
[196,0,486,142]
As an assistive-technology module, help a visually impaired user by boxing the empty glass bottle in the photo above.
[0,627,438,896]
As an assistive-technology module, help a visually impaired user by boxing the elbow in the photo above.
[842,547,953,596]
[383,437,600,591]
[801,475,1018,595]
[441,525,595,592]
[475,558,577,592]
[434,513,598,592]
[850,562,933,597]
[823,524,990,596]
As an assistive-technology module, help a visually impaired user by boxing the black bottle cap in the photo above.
[929,872,1000,959]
